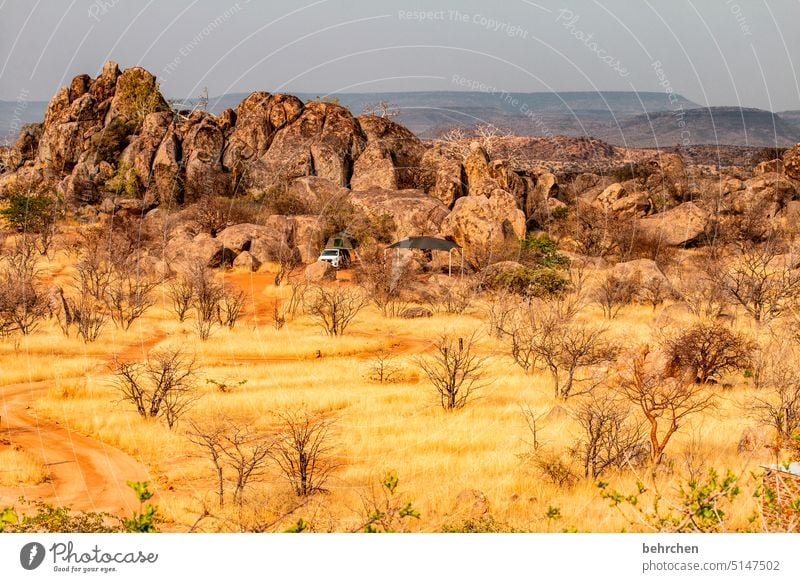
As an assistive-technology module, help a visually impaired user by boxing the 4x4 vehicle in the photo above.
[318,248,351,269]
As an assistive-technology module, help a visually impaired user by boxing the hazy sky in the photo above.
[1,0,798,110]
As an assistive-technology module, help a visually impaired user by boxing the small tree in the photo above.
[219,284,245,329]
[712,245,800,323]
[187,421,227,508]
[662,321,754,384]
[270,409,338,497]
[751,357,800,448]
[615,346,716,464]
[112,348,199,429]
[166,273,195,322]
[417,333,489,410]
[357,473,421,533]
[0,269,47,336]
[220,425,272,504]
[595,271,639,319]
[104,267,159,330]
[569,391,648,478]
[190,265,223,340]
[305,285,367,336]
[356,243,415,318]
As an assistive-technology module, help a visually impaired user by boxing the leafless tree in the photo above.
[270,409,338,496]
[112,347,199,429]
[166,273,195,322]
[305,285,367,336]
[268,241,301,287]
[711,245,800,323]
[105,267,159,330]
[0,269,47,336]
[356,244,415,318]
[361,100,400,119]
[595,271,639,319]
[661,321,754,384]
[614,346,716,464]
[417,333,490,410]
[751,356,800,448]
[187,420,228,508]
[220,425,273,504]
[73,292,107,343]
[189,264,223,340]
[429,278,475,315]
[219,284,246,329]
[368,348,402,383]
[568,391,648,478]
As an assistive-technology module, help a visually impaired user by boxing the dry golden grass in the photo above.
[0,446,49,487]
[0,249,781,532]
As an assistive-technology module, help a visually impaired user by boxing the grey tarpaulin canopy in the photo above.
[386,237,464,276]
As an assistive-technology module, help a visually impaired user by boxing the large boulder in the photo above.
[181,111,231,202]
[286,176,349,214]
[420,145,464,208]
[305,261,336,282]
[783,144,800,181]
[596,183,627,209]
[151,127,183,206]
[352,115,424,190]
[636,202,710,247]
[464,144,500,198]
[221,92,303,174]
[291,215,325,264]
[165,232,236,268]
[250,101,366,189]
[104,66,168,127]
[350,187,450,240]
[119,111,172,193]
[644,153,689,204]
[439,189,526,266]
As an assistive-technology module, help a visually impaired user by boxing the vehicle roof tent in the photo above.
[324,232,357,250]
[386,236,464,276]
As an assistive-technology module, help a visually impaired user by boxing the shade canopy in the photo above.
[386,237,460,252]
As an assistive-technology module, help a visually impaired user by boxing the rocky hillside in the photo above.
[2,62,800,271]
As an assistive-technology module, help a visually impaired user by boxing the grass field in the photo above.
[0,250,784,533]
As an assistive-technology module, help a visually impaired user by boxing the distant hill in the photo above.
[2,91,798,149]
[607,107,800,148]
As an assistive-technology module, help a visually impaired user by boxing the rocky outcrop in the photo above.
[420,145,464,208]
[181,111,230,202]
[305,261,336,282]
[249,101,366,189]
[440,190,526,266]
[783,144,800,181]
[644,153,689,204]
[636,202,710,247]
[350,187,450,240]
[351,115,424,190]
[119,111,172,194]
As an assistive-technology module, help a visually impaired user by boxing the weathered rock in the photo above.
[120,111,172,192]
[420,145,464,208]
[350,187,450,240]
[286,176,349,213]
[636,202,710,247]
[754,159,784,176]
[596,182,626,209]
[251,101,366,188]
[526,172,558,218]
[151,126,182,206]
[440,190,526,266]
[217,223,274,254]
[105,67,168,127]
[248,216,295,265]
[165,232,236,268]
[181,111,230,202]
[400,307,433,319]
[611,192,651,215]
[90,61,121,103]
[783,144,800,181]
[232,250,260,272]
[356,115,424,189]
[304,261,336,282]
[222,92,303,173]
[351,141,398,190]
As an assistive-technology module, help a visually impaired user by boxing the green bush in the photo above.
[519,235,570,269]
[490,266,569,299]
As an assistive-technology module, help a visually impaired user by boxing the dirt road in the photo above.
[0,379,150,516]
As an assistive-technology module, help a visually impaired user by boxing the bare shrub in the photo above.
[614,346,716,464]
[166,273,195,322]
[429,278,474,315]
[751,356,800,448]
[189,265,223,341]
[594,271,640,319]
[189,196,254,237]
[73,293,107,343]
[711,244,800,323]
[112,347,199,429]
[661,321,755,384]
[305,285,367,336]
[0,269,47,336]
[417,333,489,410]
[219,284,245,329]
[356,244,415,317]
[568,391,648,478]
[368,349,402,383]
[104,268,159,330]
[270,410,338,496]
[220,425,272,504]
